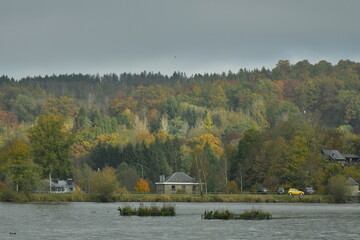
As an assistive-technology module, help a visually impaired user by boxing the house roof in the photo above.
[346,177,359,186]
[343,154,360,159]
[50,179,75,188]
[155,172,200,185]
[165,172,195,183]
[322,150,346,161]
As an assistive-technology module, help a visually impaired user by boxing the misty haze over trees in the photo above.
[1,59,360,194]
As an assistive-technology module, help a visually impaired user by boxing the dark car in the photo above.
[277,187,285,195]
[257,187,268,194]
[304,187,315,195]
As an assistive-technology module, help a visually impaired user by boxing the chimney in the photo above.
[66,178,73,185]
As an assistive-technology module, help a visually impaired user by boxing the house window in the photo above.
[182,185,186,191]
[192,185,197,192]
[171,185,176,191]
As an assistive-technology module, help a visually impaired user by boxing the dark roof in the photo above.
[346,177,359,186]
[164,172,195,183]
[322,150,346,161]
[343,154,360,159]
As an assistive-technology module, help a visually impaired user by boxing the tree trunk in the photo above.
[49,172,52,193]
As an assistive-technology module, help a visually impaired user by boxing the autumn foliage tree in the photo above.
[226,181,239,194]
[44,96,75,118]
[134,178,150,193]
[0,111,18,130]
[109,91,137,116]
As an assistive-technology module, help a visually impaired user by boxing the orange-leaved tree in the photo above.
[226,181,239,194]
[134,178,150,193]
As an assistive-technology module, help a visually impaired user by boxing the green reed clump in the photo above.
[203,210,233,220]
[203,208,271,220]
[118,206,137,216]
[240,208,272,220]
[118,203,176,216]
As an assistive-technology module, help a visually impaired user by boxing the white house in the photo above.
[155,172,203,194]
[49,179,76,193]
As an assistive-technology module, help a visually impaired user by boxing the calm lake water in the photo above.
[1,202,360,240]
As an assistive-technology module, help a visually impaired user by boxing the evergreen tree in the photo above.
[230,129,261,191]
[183,107,197,128]
[90,141,121,169]
[203,141,218,192]
[73,107,90,132]
[116,162,140,191]
[160,96,180,120]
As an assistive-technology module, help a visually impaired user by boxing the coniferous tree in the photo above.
[73,107,90,132]
[183,107,197,129]
[160,96,180,120]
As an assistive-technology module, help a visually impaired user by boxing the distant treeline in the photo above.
[1,59,360,195]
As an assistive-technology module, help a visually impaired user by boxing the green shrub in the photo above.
[0,190,29,202]
[327,175,347,203]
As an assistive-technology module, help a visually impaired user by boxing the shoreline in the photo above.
[0,192,337,203]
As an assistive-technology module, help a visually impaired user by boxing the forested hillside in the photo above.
[1,59,360,194]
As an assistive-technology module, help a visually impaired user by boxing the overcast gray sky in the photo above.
[1,0,360,79]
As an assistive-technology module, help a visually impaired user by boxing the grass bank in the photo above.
[113,193,335,203]
[0,191,335,203]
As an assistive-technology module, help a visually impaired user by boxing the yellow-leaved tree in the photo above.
[0,138,41,193]
[92,167,120,202]
[134,178,150,193]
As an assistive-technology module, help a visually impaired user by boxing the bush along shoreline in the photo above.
[202,208,272,220]
[118,203,176,216]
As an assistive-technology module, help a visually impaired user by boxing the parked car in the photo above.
[288,188,304,195]
[277,187,285,195]
[304,187,315,195]
[257,187,268,194]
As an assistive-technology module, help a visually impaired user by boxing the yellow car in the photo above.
[288,188,304,195]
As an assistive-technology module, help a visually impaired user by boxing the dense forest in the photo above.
[1,59,360,194]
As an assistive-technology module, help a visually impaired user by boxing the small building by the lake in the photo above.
[155,172,203,194]
[345,177,359,198]
[49,179,76,193]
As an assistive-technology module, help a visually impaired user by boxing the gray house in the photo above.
[321,150,360,165]
[345,177,359,197]
[342,154,360,164]
[155,172,203,194]
[322,150,346,163]
[49,179,76,193]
